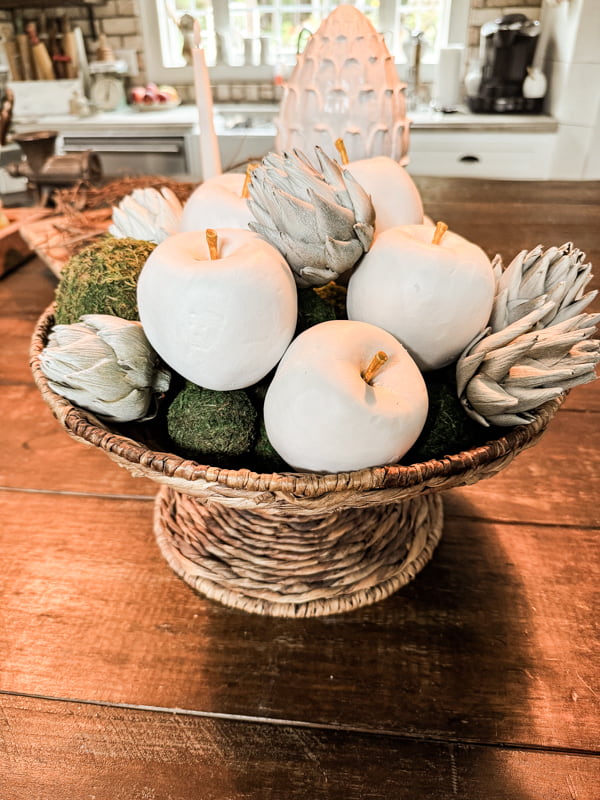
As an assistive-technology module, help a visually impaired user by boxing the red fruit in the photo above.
[130,86,146,104]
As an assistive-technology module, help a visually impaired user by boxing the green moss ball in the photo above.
[167,383,257,460]
[405,366,485,463]
[252,419,288,473]
[54,236,156,325]
[246,373,273,409]
[313,281,348,319]
[295,287,337,335]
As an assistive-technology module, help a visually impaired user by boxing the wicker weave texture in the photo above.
[154,487,444,617]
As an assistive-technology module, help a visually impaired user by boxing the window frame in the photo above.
[140,0,471,86]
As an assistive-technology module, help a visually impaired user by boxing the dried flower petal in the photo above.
[40,314,170,422]
[247,147,375,287]
[110,187,183,244]
[457,243,600,427]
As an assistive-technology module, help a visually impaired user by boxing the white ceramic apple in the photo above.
[347,222,495,371]
[344,155,424,233]
[333,141,423,234]
[179,172,253,232]
[137,228,297,390]
[263,319,428,473]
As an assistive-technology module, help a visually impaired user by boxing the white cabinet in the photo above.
[407,129,556,180]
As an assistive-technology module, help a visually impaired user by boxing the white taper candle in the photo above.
[192,20,222,180]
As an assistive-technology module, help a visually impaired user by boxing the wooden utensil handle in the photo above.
[16,33,34,80]
[62,31,79,78]
[33,42,55,80]
[3,39,23,81]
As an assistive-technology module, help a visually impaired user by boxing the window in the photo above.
[141,0,470,84]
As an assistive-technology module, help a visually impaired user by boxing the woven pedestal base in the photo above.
[153,486,444,617]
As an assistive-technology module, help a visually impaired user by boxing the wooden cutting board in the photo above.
[0,207,52,278]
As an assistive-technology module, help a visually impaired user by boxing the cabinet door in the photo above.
[62,137,189,178]
[407,131,554,179]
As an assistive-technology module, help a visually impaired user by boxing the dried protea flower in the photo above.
[490,242,597,332]
[40,314,171,422]
[110,186,182,244]
[247,147,375,287]
[457,300,600,427]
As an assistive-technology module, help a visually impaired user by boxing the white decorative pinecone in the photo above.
[109,186,182,244]
[490,241,597,332]
[457,242,600,427]
[275,5,409,164]
[247,147,375,287]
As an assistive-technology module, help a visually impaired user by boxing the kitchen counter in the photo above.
[11,102,558,136]
[1,177,598,798]
[7,104,559,181]
[12,104,204,137]
[407,107,557,132]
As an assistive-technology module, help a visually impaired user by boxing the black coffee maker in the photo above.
[467,13,542,113]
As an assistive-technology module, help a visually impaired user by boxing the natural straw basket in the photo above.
[31,305,563,618]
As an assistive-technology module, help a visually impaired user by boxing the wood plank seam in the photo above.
[1,689,599,759]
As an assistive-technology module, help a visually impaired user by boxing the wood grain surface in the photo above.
[1,178,598,798]
[1,489,598,752]
[2,693,599,800]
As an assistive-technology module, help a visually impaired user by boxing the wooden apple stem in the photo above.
[362,351,388,385]
[432,221,448,245]
[206,228,219,259]
[241,163,258,198]
[335,138,349,165]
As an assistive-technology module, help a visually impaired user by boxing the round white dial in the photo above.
[91,76,126,111]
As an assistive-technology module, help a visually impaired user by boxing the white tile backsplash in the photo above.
[582,100,600,179]
[549,123,594,179]
[573,0,600,64]
[553,62,600,127]
[546,59,570,119]
[548,0,585,65]
[583,124,600,179]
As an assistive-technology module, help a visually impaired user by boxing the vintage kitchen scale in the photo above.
[89,59,128,112]
[87,33,129,112]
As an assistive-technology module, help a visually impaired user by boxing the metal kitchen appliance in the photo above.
[8,129,103,204]
[467,13,543,113]
[0,65,13,146]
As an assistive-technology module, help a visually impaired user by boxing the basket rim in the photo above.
[30,304,564,500]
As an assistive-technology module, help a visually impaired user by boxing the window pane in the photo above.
[398,0,444,53]
[156,0,448,68]
[161,0,215,66]
[259,12,274,34]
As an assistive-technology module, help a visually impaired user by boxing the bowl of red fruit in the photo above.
[129,82,181,111]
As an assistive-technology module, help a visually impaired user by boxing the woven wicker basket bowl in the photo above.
[31,305,563,618]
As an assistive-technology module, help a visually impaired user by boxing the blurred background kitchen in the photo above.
[0,0,597,201]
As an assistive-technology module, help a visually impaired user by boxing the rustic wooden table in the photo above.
[1,178,599,799]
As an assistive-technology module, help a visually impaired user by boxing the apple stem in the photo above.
[241,163,258,198]
[206,228,219,259]
[335,138,349,165]
[362,351,388,385]
[432,221,448,245]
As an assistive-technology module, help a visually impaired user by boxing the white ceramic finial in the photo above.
[275,5,409,165]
